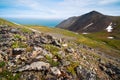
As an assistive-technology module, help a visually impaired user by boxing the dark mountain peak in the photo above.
[84,11,103,17]
[90,10,102,14]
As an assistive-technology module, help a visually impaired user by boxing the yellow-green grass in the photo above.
[0,18,19,27]
[28,25,120,58]
[0,18,120,58]
[83,31,120,51]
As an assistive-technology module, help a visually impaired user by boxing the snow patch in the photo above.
[106,22,113,32]
[83,23,93,29]
[107,36,114,39]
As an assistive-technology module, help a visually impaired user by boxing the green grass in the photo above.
[67,61,79,75]
[46,55,60,67]
[0,61,5,68]
[83,31,120,51]
[43,44,60,54]
[14,34,26,40]
[12,41,27,48]
[0,18,19,27]
[28,26,120,58]
[20,27,32,33]
[0,70,21,80]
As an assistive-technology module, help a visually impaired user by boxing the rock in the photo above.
[12,48,26,55]
[52,40,61,47]
[62,60,70,66]
[35,55,44,59]
[62,44,68,47]
[26,74,38,80]
[31,51,39,58]
[8,61,15,67]
[42,50,53,58]
[40,37,49,44]
[51,67,61,76]
[46,35,55,40]
[99,62,120,79]
[15,61,50,72]
[15,55,21,62]
[34,46,42,51]
[58,51,65,58]
[0,68,2,73]
[20,56,27,61]
[15,55,21,59]
[10,29,19,33]
[75,65,97,80]
[66,48,74,53]
[0,54,3,61]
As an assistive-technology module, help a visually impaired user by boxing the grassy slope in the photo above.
[28,25,120,58]
[82,18,120,54]
[0,18,19,27]
[0,18,120,58]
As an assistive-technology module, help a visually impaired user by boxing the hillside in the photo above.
[56,11,120,33]
[56,11,120,60]
[0,18,120,80]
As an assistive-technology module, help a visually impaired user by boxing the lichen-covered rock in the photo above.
[75,65,97,80]
[15,61,50,72]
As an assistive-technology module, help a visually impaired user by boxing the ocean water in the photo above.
[5,18,63,27]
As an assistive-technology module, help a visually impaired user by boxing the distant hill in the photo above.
[56,11,120,33]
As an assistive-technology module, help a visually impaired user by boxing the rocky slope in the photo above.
[0,19,120,80]
[56,11,120,33]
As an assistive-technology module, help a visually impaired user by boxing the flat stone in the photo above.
[16,61,50,72]
[51,67,61,76]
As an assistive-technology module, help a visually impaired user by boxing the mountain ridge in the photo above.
[56,11,120,33]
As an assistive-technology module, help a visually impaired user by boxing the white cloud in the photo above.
[99,0,119,5]
[0,0,120,19]
[17,0,40,9]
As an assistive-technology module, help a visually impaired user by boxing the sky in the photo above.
[0,0,120,19]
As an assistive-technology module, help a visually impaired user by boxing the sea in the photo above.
[4,18,63,27]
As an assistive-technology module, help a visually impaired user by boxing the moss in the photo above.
[0,70,21,80]
[0,61,5,68]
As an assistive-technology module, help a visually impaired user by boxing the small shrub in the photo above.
[12,41,27,48]
[44,44,59,54]
[46,55,59,67]
[67,61,79,75]
[14,34,26,40]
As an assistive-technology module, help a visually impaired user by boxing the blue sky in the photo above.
[0,0,120,19]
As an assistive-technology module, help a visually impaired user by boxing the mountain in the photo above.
[56,11,120,33]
